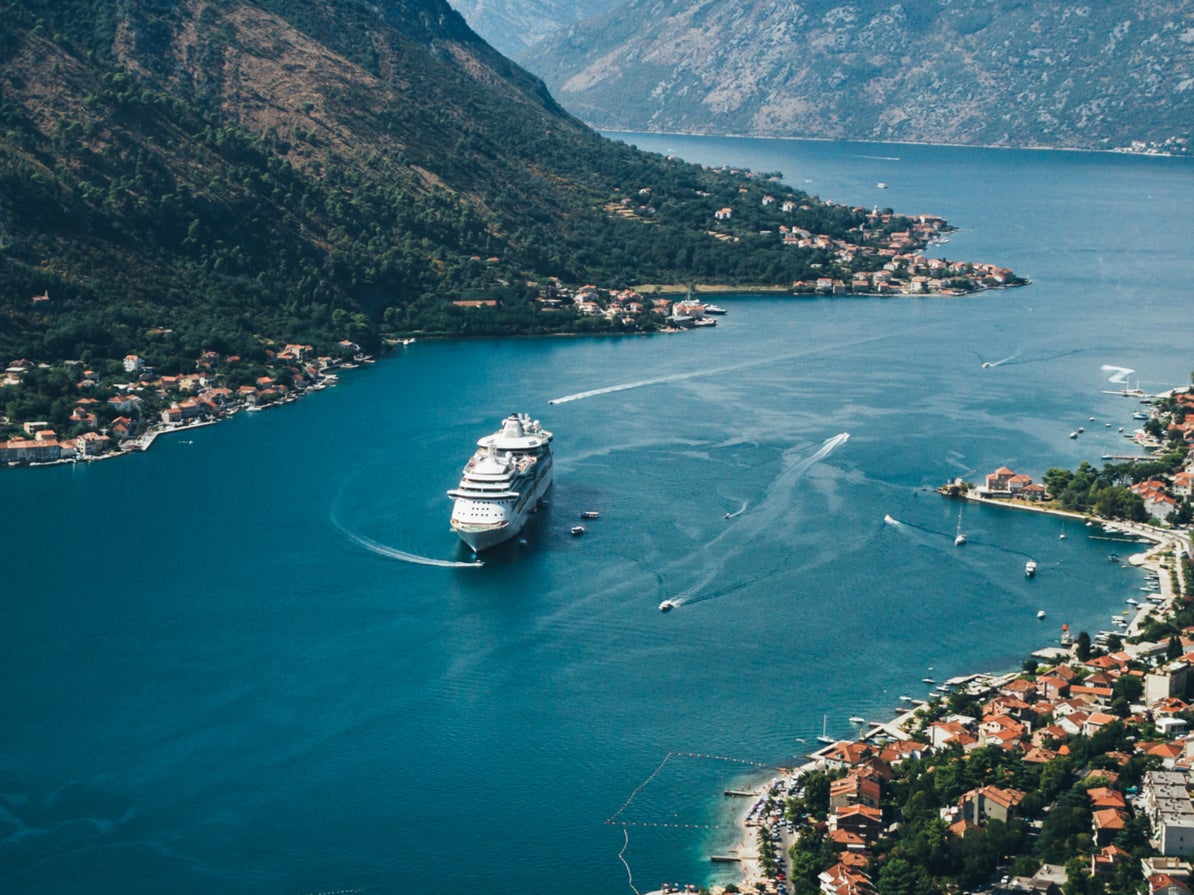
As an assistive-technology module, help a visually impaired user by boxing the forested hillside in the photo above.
[1,0,922,367]
[523,0,1194,152]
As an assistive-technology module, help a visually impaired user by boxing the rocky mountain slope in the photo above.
[521,0,1194,151]
[448,0,619,58]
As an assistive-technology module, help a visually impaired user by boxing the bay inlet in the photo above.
[2,138,1193,894]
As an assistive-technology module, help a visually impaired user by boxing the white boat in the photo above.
[954,505,966,545]
[1058,532,1067,540]
[1069,431,1078,438]
[849,716,866,724]
[1025,560,1037,578]
[704,304,727,315]
[884,513,897,524]
[876,182,887,189]
[448,414,553,552]
[580,510,600,519]
[659,600,675,612]
[1037,610,1046,619]
[816,714,834,744]
[571,525,585,536]
[1126,598,1138,605]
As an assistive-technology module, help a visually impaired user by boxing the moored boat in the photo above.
[1025,560,1037,578]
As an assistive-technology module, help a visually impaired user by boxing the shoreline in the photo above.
[717,494,1189,894]
[600,129,1190,159]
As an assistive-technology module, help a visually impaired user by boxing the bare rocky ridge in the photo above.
[519,0,1194,151]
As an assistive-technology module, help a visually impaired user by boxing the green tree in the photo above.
[1076,631,1092,662]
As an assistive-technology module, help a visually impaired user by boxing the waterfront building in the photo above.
[1143,771,1194,857]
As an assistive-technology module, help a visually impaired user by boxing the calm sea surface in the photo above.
[2,137,1192,894]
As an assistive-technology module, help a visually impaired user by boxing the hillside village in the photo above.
[728,530,1194,894]
[0,341,369,464]
[710,392,1194,895]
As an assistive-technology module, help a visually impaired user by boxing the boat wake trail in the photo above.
[333,517,483,568]
[665,433,850,609]
[549,334,892,404]
[724,501,748,519]
[883,514,901,526]
[997,348,1085,367]
[983,352,1021,368]
[788,432,850,477]
[1102,364,1135,384]
[549,371,699,404]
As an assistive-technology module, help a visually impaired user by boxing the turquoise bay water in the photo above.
[2,139,1193,894]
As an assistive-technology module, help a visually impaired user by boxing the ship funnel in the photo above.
[501,414,525,439]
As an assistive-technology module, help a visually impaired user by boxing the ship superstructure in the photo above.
[448,413,553,551]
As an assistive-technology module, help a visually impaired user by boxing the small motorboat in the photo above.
[658,600,675,612]
[955,532,967,546]
[1026,560,1038,578]
[571,525,585,536]
[580,510,600,519]
[1037,610,1046,619]
[849,716,866,725]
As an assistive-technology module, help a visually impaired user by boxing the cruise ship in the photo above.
[448,413,553,552]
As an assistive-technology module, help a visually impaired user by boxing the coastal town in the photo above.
[690,391,1194,895]
[0,340,374,465]
[1,216,1022,469]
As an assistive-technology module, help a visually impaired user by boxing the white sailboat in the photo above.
[817,714,834,744]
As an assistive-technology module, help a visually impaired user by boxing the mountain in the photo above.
[448,0,620,58]
[522,0,1194,151]
[2,0,969,437]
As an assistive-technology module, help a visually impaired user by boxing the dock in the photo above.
[724,789,755,797]
[710,855,742,863]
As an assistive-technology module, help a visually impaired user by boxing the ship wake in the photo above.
[1101,364,1135,384]
[334,519,484,568]
[661,433,850,610]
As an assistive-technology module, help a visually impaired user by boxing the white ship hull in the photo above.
[452,462,553,551]
[449,414,553,552]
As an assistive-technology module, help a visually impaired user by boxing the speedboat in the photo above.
[658,600,675,612]
[1037,610,1046,619]
[571,525,585,536]
[1026,560,1037,577]
[955,532,967,546]
[849,716,866,724]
